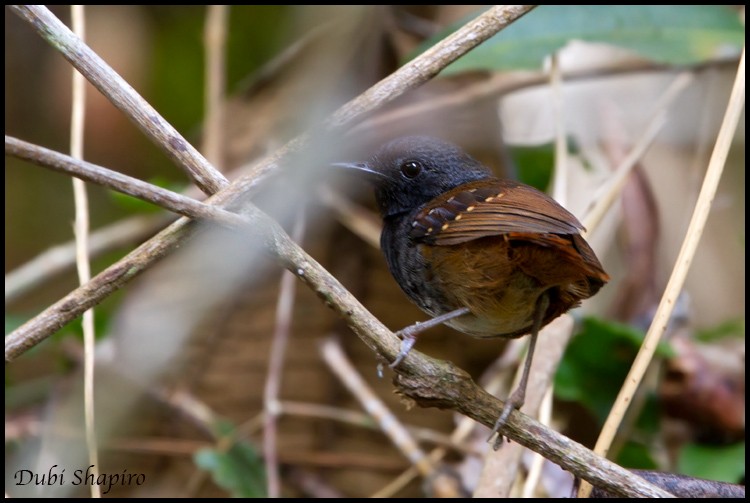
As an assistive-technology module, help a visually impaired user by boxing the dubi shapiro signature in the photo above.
[13,465,145,495]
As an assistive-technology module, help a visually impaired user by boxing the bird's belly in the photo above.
[439,271,544,338]
[442,285,540,338]
[403,239,548,338]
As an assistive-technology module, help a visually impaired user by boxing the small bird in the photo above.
[336,136,609,441]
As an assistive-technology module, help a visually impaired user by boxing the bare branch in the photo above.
[5,137,242,228]
[5,215,170,303]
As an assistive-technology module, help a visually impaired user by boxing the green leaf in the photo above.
[413,6,743,74]
[555,317,673,422]
[194,441,267,498]
[508,144,554,191]
[194,419,266,497]
[678,441,745,483]
[508,138,583,191]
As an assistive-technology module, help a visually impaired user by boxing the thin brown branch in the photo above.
[278,401,474,455]
[321,338,466,498]
[202,5,228,170]
[324,5,536,129]
[320,338,439,480]
[9,5,228,195]
[5,137,246,229]
[264,214,305,498]
[588,470,745,499]
[391,353,673,497]
[5,214,171,304]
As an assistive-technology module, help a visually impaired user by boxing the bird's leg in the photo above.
[390,307,471,369]
[489,292,550,449]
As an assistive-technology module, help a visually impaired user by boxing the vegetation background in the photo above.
[5,5,744,497]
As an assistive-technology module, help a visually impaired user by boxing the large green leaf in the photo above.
[414,6,743,74]
[555,317,673,422]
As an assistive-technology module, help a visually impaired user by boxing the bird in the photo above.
[334,135,609,442]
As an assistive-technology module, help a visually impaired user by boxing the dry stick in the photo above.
[68,6,100,498]
[5,214,171,303]
[325,5,536,129]
[9,5,228,195]
[278,401,472,455]
[5,138,247,228]
[5,4,534,361]
[3,138,672,498]
[388,333,520,503]
[522,387,553,497]
[550,53,568,207]
[582,72,694,234]
[202,5,228,170]
[264,214,306,498]
[579,46,746,498]
[319,339,443,489]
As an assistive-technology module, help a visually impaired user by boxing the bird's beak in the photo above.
[331,162,388,182]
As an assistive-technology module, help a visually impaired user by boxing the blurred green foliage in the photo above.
[508,138,584,191]
[146,6,289,136]
[616,441,659,470]
[193,420,267,498]
[414,6,744,73]
[556,317,673,423]
[508,144,554,191]
[678,441,745,483]
[695,318,745,342]
[555,317,671,471]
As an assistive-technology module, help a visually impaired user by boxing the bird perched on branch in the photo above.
[336,136,609,441]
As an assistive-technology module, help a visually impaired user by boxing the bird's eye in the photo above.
[400,160,422,179]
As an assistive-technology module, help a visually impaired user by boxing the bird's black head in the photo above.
[336,136,492,218]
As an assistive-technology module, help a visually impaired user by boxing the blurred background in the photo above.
[5,5,744,497]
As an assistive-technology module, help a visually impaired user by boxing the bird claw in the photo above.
[389,331,418,369]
